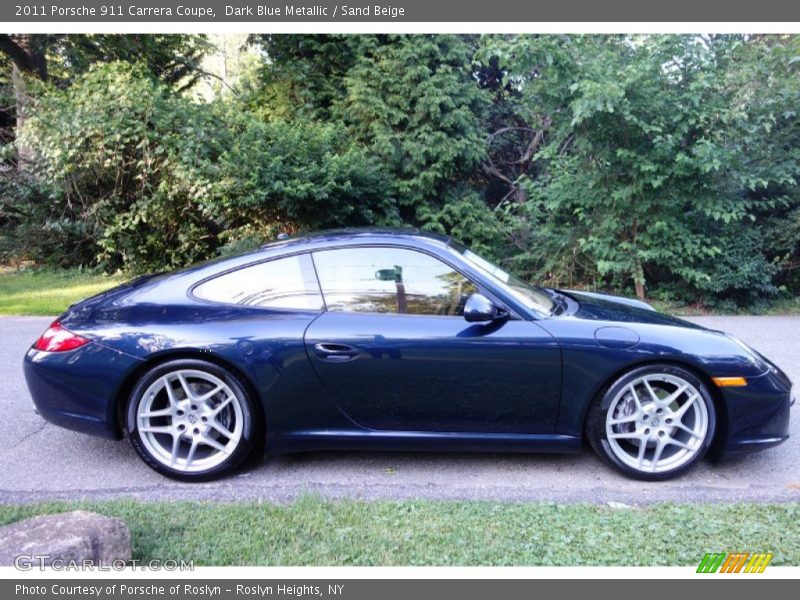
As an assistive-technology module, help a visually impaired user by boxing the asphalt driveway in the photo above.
[1,315,798,505]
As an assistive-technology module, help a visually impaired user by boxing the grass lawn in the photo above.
[0,269,126,316]
[0,497,797,566]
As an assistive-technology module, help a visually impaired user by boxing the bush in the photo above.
[648,225,777,308]
[21,62,220,271]
[20,62,396,273]
[0,171,98,267]
[209,111,396,233]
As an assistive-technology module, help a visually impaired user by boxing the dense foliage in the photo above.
[1,34,799,305]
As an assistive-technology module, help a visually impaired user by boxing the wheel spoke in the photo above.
[673,421,702,438]
[208,418,235,439]
[665,437,694,450]
[185,438,199,466]
[169,435,181,467]
[609,430,641,440]
[642,379,661,404]
[164,379,179,408]
[140,407,173,419]
[636,438,647,467]
[627,384,644,412]
[663,383,689,407]
[651,438,666,469]
[673,394,699,419]
[197,385,224,403]
[609,413,639,426]
[140,425,173,435]
[176,373,195,401]
[201,435,229,454]
[210,395,234,417]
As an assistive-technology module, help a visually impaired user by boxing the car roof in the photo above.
[259,227,453,252]
[148,227,460,296]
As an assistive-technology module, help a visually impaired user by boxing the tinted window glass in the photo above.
[193,254,323,310]
[313,247,477,316]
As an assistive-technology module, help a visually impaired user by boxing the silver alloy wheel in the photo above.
[605,373,709,474]
[136,369,244,473]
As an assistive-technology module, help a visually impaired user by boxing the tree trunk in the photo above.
[629,217,646,300]
[0,34,49,171]
[633,257,646,301]
[12,64,32,170]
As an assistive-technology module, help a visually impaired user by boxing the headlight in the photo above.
[726,334,775,374]
[726,334,755,355]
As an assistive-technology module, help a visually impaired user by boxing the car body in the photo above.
[24,229,794,480]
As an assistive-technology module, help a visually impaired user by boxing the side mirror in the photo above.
[463,293,507,323]
[375,266,402,282]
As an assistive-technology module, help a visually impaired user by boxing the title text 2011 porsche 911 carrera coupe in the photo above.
[24,229,794,481]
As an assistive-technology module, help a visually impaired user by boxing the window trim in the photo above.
[308,243,521,320]
[188,251,325,313]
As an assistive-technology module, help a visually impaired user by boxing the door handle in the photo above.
[313,342,359,362]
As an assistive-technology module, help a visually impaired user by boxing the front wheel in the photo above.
[587,364,716,480]
[126,359,261,481]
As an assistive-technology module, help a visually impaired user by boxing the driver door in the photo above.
[304,246,562,433]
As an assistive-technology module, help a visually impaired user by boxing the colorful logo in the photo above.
[697,552,773,573]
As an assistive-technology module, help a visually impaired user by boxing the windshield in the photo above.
[460,249,555,316]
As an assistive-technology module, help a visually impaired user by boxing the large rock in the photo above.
[0,510,131,566]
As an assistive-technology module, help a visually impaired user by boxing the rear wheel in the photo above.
[587,364,716,480]
[126,359,261,481]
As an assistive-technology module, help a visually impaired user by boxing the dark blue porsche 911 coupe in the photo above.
[24,229,793,481]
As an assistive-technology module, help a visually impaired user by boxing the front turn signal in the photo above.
[712,376,748,387]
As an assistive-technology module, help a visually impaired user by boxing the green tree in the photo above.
[19,62,221,270]
[724,35,800,297]
[342,35,489,215]
[247,34,372,120]
[484,35,795,303]
[251,34,496,247]
[0,34,211,169]
[18,62,394,271]
[209,105,396,238]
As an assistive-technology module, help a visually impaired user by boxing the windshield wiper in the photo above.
[541,288,568,316]
[552,295,568,316]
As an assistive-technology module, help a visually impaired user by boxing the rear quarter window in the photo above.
[192,254,323,310]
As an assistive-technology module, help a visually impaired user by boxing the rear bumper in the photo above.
[720,370,793,455]
[23,342,143,439]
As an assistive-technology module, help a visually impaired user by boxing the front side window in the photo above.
[193,254,323,310]
[312,247,477,316]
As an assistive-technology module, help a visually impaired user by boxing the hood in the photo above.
[562,290,705,330]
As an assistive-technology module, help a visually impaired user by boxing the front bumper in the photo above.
[720,369,793,454]
[23,341,143,439]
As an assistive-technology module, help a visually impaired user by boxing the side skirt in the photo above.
[268,429,582,455]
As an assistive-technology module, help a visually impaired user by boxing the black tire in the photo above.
[586,363,716,481]
[126,359,263,482]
